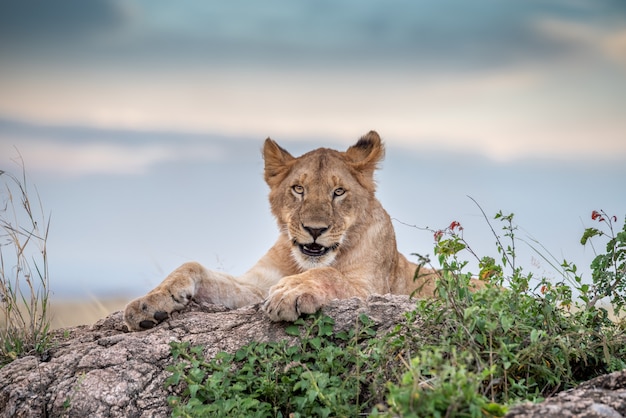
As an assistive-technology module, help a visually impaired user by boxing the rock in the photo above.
[2,293,625,418]
[0,294,417,417]
[505,371,626,418]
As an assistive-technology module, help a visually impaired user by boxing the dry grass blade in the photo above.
[0,154,51,365]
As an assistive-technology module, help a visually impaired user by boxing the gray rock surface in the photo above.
[506,371,626,418]
[0,294,416,417]
[1,294,625,417]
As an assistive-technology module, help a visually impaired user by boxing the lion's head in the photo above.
[263,131,385,270]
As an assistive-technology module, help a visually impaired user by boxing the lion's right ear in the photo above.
[345,131,385,176]
[263,138,295,187]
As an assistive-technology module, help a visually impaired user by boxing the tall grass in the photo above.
[0,158,51,366]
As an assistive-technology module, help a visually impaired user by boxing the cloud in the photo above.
[534,17,626,67]
[604,30,626,66]
[6,141,173,176]
[2,58,625,165]
[0,120,228,177]
[0,0,610,73]
[0,0,129,44]
[1,2,625,164]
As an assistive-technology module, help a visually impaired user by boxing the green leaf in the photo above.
[334,330,349,341]
[484,402,508,415]
[309,337,322,350]
[189,367,206,383]
[285,324,301,336]
[188,383,200,399]
[234,347,248,361]
[530,329,540,344]
[581,228,602,245]
[500,315,514,333]
[165,371,181,386]
[319,322,334,337]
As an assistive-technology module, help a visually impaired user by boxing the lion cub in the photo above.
[124,131,438,331]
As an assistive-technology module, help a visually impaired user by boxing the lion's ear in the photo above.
[263,138,294,187]
[345,131,385,175]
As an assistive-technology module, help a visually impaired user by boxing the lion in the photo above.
[123,131,439,331]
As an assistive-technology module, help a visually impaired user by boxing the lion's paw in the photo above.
[123,288,192,331]
[263,281,324,322]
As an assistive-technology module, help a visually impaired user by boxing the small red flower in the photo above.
[449,221,462,231]
[434,230,444,242]
[540,285,548,294]
[591,210,605,222]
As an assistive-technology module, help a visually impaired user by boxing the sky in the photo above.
[0,1,625,299]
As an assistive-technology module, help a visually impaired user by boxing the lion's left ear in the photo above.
[263,138,294,187]
[345,131,385,177]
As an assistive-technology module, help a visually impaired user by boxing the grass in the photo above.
[0,160,52,366]
[0,161,125,365]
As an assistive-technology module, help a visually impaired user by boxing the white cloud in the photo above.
[604,29,626,67]
[1,25,626,165]
[534,17,626,67]
[0,138,224,177]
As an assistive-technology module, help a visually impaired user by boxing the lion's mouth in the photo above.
[299,243,336,257]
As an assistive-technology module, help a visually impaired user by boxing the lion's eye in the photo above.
[292,185,304,195]
[333,187,346,197]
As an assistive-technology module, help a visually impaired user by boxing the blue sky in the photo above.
[0,1,625,298]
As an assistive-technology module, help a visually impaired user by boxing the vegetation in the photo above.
[387,209,626,416]
[167,313,386,417]
[165,208,626,417]
[0,162,52,366]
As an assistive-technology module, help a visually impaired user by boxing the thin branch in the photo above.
[467,196,513,269]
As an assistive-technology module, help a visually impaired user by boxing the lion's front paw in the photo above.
[123,288,192,331]
[263,281,325,322]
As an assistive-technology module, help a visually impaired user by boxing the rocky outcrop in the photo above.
[0,295,416,417]
[1,294,626,417]
[506,371,626,418]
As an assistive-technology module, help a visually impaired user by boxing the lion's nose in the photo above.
[304,226,328,240]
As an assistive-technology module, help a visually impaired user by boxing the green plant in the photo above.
[0,160,51,366]
[166,313,384,417]
[62,371,86,411]
[386,347,506,418]
[580,210,626,314]
[388,208,626,416]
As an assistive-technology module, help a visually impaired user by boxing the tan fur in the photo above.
[124,131,439,331]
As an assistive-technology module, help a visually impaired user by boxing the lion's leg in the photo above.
[123,261,265,331]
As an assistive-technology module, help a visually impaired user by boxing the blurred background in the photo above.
[1,0,625,327]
